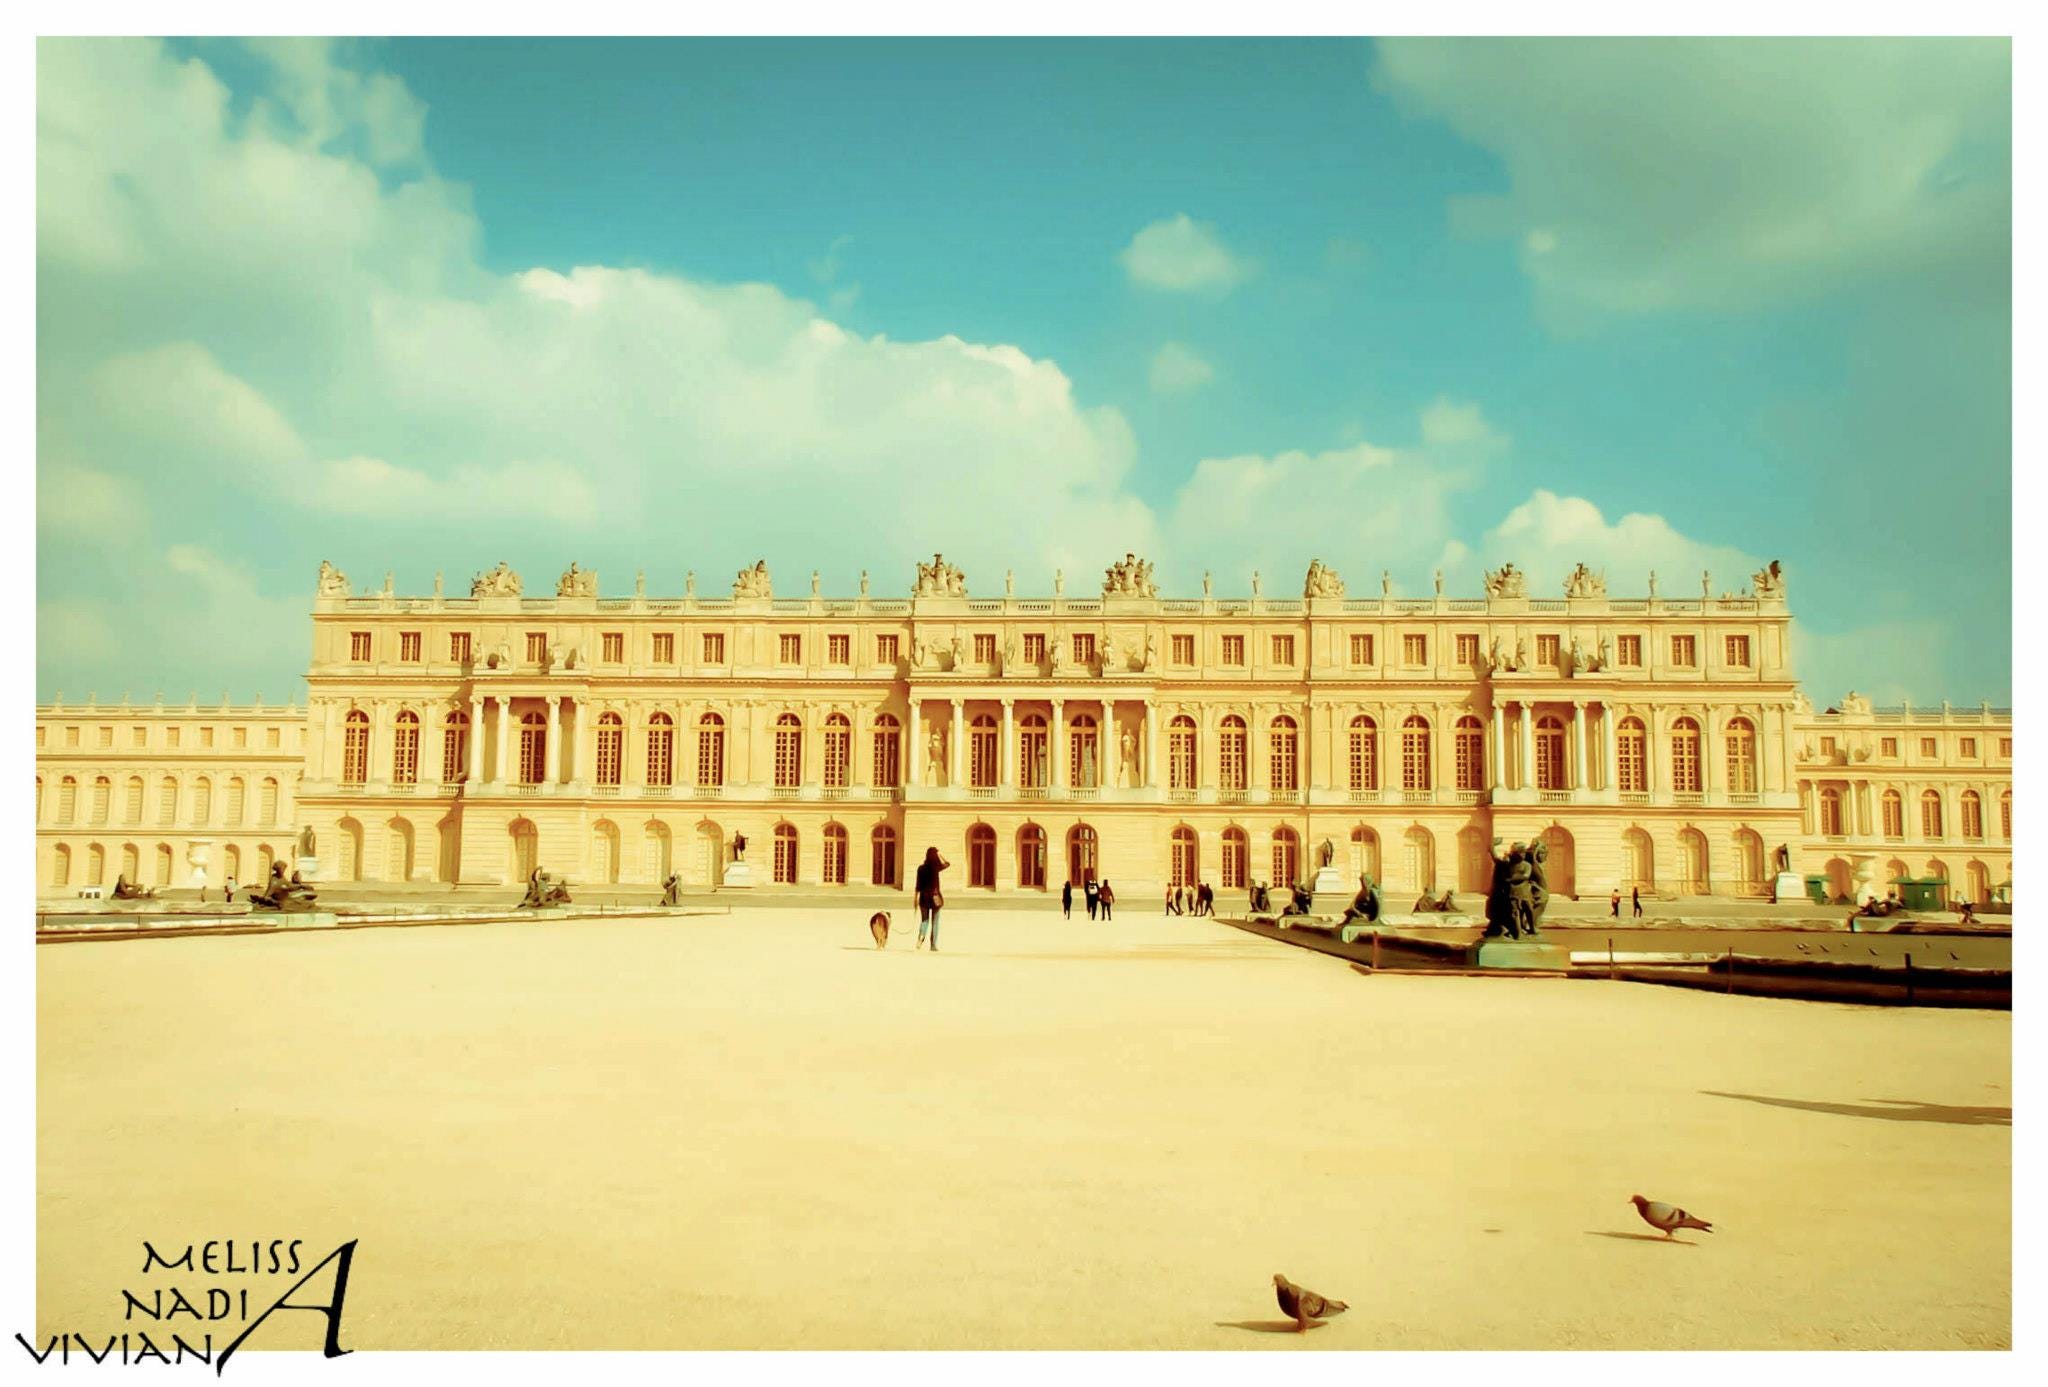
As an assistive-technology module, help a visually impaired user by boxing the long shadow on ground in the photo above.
[1702,1092,2010,1125]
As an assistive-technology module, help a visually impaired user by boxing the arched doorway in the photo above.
[1220,826,1248,889]
[967,824,996,888]
[1271,827,1299,887]
[590,820,620,884]
[1403,825,1435,893]
[1067,824,1098,885]
[336,818,363,882]
[385,818,414,882]
[1677,827,1709,895]
[1825,857,1852,902]
[507,818,538,883]
[1017,824,1047,889]
[1349,825,1381,881]
[437,815,462,883]
[1623,827,1654,889]
[1538,825,1575,898]
[1965,860,1989,904]
[821,823,848,885]
[1733,829,1765,895]
[773,823,798,884]
[645,821,672,882]
[870,824,898,887]
[1169,825,1198,888]
[1457,826,1489,893]
[1924,859,1949,906]
[697,822,725,887]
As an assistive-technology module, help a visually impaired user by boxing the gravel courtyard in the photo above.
[36,907,2010,1350]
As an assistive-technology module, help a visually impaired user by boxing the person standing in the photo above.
[1610,888,1620,918]
[225,874,237,904]
[1631,886,1643,919]
[1099,880,1116,920]
[914,847,949,951]
[1085,878,1100,920]
[1061,880,1073,919]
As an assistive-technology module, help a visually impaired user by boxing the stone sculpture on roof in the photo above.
[1303,559,1346,599]
[556,562,598,598]
[1103,553,1157,598]
[1753,559,1786,599]
[1564,563,1606,600]
[317,560,350,597]
[1484,562,1526,599]
[733,560,772,599]
[472,562,522,597]
[914,554,967,597]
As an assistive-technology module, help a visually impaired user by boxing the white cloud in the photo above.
[1441,489,1765,598]
[38,464,144,543]
[1119,214,1252,293]
[1418,397,1503,449]
[1148,341,1215,394]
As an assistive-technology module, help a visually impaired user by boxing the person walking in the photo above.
[1099,880,1116,920]
[1085,878,1100,920]
[1061,880,1073,919]
[225,874,237,905]
[1165,885,1179,916]
[914,847,949,951]
[1631,886,1643,919]
[1610,888,1620,918]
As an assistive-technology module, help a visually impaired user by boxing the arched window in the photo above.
[392,710,420,784]
[1269,717,1299,793]
[1069,715,1099,789]
[1019,714,1048,789]
[1724,717,1757,795]
[1219,716,1248,792]
[872,713,901,788]
[774,714,803,789]
[1535,716,1567,791]
[1271,826,1300,885]
[1168,716,1197,791]
[969,714,997,789]
[967,824,996,887]
[158,843,176,886]
[647,712,675,789]
[91,775,111,825]
[773,823,798,883]
[1017,824,1047,889]
[121,843,140,884]
[1617,717,1648,793]
[1820,786,1845,836]
[1401,717,1432,792]
[2000,790,2011,840]
[442,710,470,783]
[697,713,726,788]
[52,844,72,887]
[595,713,624,787]
[192,777,212,825]
[124,775,144,824]
[1670,717,1702,794]
[1735,829,1765,893]
[58,776,77,824]
[87,843,106,886]
[1678,828,1709,894]
[225,777,246,826]
[871,825,899,887]
[1170,825,1199,888]
[1882,789,1904,839]
[1221,826,1249,888]
[1961,790,1983,840]
[342,710,370,785]
[822,823,848,885]
[260,777,279,826]
[1067,824,1098,884]
[158,776,178,825]
[1454,717,1484,791]
[1921,790,1944,839]
[823,713,850,790]
[518,712,547,784]
[1348,716,1379,792]
[34,777,42,824]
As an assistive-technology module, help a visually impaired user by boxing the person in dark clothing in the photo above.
[1631,886,1643,918]
[1165,885,1181,916]
[1610,889,1621,918]
[1098,880,1115,920]
[914,847,949,950]
[1198,882,1213,916]
[1085,879,1100,919]
[1061,880,1073,919]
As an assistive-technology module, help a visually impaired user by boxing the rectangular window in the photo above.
[233,727,247,748]
[601,632,624,664]
[652,632,674,663]
[399,631,422,662]
[1270,634,1295,665]
[1072,633,1096,664]
[131,726,148,747]
[526,632,548,663]
[876,634,899,664]
[1820,736,1836,757]
[1670,634,1697,667]
[1617,635,1643,667]
[164,727,177,748]
[1920,737,1937,757]
[1221,635,1245,666]
[200,727,215,748]
[1455,633,1479,665]
[449,631,472,663]
[1171,634,1194,665]
[1960,737,1977,758]
[1022,633,1045,663]
[1536,634,1560,665]
[1350,633,1374,666]
[349,632,371,662]
[702,633,726,664]
[1725,634,1752,667]
[973,633,996,664]
[36,726,45,748]
[2000,737,2012,757]
[1881,737,1898,757]
[267,726,280,749]
[1402,633,1428,666]
[779,634,802,664]
[830,634,852,665]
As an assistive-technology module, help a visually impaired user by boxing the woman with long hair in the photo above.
[915,846,949,951]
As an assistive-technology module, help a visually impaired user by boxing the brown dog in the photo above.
[869,911,890,948]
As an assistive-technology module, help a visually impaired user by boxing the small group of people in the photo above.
[1163,883,1215,916]
[1059,878,1117,920]
[1608,887,1644,918]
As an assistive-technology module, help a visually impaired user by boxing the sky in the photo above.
[35,37,2011,707]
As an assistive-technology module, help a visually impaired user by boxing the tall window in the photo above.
[822,823,848,885]
[1455,717,1484,791]
[157,777,177,824]
[1171,634,1195,665]
[399,632,422,662]
[1724,718,1757,794]
[702,633,726,664]
[871,826,899,886]
[1219,716,1248,791]
[1221,635,1245,666]
[1921,791,1944,838]
[653,632,675,663]
[91,775,111,824]
[1536,634,1561,666]
[1403,634,1428,666]
[1018,825,1047,889]
[1617,635,1643,667]
[450,631,472,663]
[193,777,212,823]
[526,633,548,664]
[973,634,996,664]
[1069,714,1099,788]
[601,632,624,663]
[773,824,797,883]
[774,714,803,788]
[829,634,851,665]
[1820,787,1845,836]
[823,714,850,789]
[970,714,998,788]
[1270,635,1295,665]
[59,776,78,824]
[1269,717,1299,793]
[393,711,420,784]
[1022,633,1045,663]
[1401,717,1432,791]
[779,634,802,665]
[1168,716,1197,790]
[1670,717,1702,793]
[350,631,372,661]
[1221,827,1248,888]
[260,778,279,826]
[967,824,996,887]
[518,713,547,784]
[1348,716,1379,791]
[1961,790,1982,839]
[647,713,675,788]
[1170,826,1199,888]
[595,714,624,787]
[1272,827,1300,885]
[1349,634,1374,666]
[443,711,469,782]
[124,776,144,824]
[1535,717,1567,790]
[1670,634,1697,667]
[1071,633,1096,665]
[343,710,369,784]
[225,778,245,826]
[1455,634,1479,665]
[1882,789,1904,838]
[1019,714,1048,789]
[1617,718,1647,792]
[872,714,901,787]
[2000,790,2011,839]
[876,634,899,664]
[1724,634,1752,667]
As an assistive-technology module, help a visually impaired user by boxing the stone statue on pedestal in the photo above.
[1119,729,1137,788]
[732,560,773,599]
[927,729,946,786]
[317,560,350,597]
[472,562,522,597]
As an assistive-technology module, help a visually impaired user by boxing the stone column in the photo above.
[1573,701,1589,792]
[545,696,562,784]
[1146,701,1160,789]
[1053,699,1066,789]
[950,699,964,789]
[497,698,513,782]
[467,696,483,782]
[1518,703,1534,790]
[322,700,339,781]
[907,698,922,787]
[1001,699,1015,787]
[1605,705,1621,792]
[1491,703,1505,791]
[1699,710,1713,797]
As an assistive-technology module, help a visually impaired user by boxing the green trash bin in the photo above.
[1894,877,1946,911]
[1803,875,1829,904]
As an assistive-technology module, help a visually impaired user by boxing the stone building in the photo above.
[31,556,2012,904]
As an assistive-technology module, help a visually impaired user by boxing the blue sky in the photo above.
[36,37,2011,706]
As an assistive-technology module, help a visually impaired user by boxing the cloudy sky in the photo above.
[36,37,2010,707]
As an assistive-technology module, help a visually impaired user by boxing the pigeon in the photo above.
[1273,1273,1348,1332]
[1629,1195,1713,1238]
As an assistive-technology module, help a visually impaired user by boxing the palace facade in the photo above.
[33,556,2013,904]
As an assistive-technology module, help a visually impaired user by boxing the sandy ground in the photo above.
[37,907,2009,1350]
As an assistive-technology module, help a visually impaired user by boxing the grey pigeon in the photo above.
[1630,1194,1713,1238]
[1273,1273,1347,1332]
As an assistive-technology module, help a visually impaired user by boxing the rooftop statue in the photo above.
[1103,552,1157,598]
[556,562,598,598]
[914,553,967,597]
[316,560,350,597]
[1564,562,1606,599]
[733,559,772,599]
[471,561,522,598]
[1484,562,1526,599]
[1303,559,1346,599]
[1752,558,1786,599]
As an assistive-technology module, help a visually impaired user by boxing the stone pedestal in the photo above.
[296,856,320,881]
[1770,871,1804,905]
[720,861,756,889]
[1474,937,1572,970]
[1309,864,1349,901]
